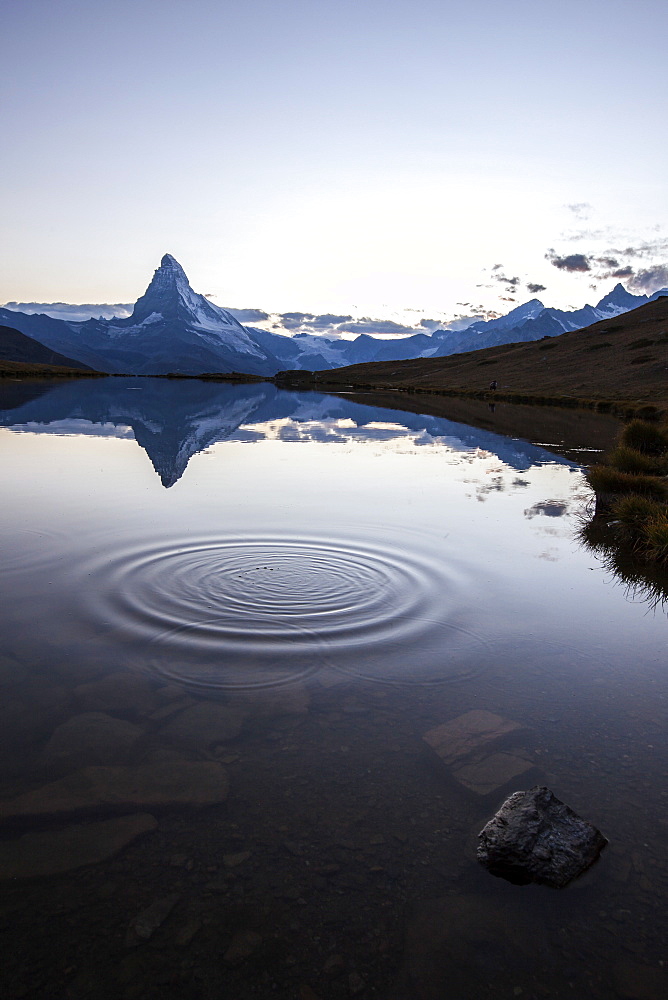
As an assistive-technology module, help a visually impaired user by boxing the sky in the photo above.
[2,0,668,335]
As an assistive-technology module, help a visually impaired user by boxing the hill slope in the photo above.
[289,296,668,407]
[0,324,95,370]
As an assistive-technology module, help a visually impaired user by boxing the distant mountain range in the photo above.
[1,254,666,376]
[299,294,668,406]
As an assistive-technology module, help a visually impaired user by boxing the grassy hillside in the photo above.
[0,358,105,378]
[283,296,668,414]
[0,324,97,371]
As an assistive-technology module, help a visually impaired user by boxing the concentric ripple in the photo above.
[74,534,488,689]
[0,527,70,575]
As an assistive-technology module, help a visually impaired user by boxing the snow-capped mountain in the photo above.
[1,255,666,376]
[0,255,301,376]
[425,283,668,359]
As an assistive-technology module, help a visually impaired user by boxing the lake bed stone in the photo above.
[0,813,157,879]
[477,785,608,887]
[0,761,229,822]
[451,751,536,796]
[423,710,525,764]
[423,710,535,796]
[126,893,181,946]
[42,712,144,773]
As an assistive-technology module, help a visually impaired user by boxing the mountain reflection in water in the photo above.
[0,377,583,487]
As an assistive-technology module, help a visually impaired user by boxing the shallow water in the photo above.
[0,378,666,1000]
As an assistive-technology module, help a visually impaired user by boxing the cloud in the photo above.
[566,202,592,220]
[308,313,354,328]
[546,251,591,272]
[610,266,634,279]
[526,282,546,294]
[491,263,503,271]
[417,318,447,332]
[490,271,520,289]
[279,311,316,329]
[2,301,133,320]
[627,264,668,293]
[338,319,421,336]
[224,307,270,323]
[275,311,355,333]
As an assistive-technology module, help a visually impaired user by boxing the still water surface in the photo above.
[0,379,666,999]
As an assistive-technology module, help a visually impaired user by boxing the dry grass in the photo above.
[581,416,668,573]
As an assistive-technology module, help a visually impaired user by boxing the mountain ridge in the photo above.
[282,295,668,409]
[1,257,666,376]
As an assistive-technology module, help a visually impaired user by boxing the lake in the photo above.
[0,378,666,1000]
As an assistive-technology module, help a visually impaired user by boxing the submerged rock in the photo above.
[126,893,181,946]
[42,712,144,773]
[0,761,229,822]
[423,710,536,796]
[0,813,157,879]
[477,786,607,887]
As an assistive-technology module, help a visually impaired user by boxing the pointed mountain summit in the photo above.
[595,282,644,314]
[0,253,297,376]
[130,253,235,332]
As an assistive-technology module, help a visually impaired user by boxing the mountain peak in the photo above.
[595,282,643,313]
[160,253,185,272]
[130,254,197,323]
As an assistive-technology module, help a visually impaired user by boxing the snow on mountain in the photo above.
[2,256,667,377]
[0,256,292,376]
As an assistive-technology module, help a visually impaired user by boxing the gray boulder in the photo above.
[477,786,607,887]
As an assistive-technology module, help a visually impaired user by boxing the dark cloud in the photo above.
[546,251,591,272]
[276,311,354,332]
[499,275,520,288]
[280,311,315,329]
[225,307,270,323]
[627,264,668,293]
[500,296,516,302]
[417,318,446,332]
[596,257,619,268]
[526,282,546,294]
[491,263,503,271]
[308,313,353,328]
[610,266,634,279]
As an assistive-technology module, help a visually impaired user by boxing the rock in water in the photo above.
[477,786,607,887]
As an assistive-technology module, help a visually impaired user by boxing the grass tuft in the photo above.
[605,446,668,475]
[586,465,668,499]
[620,419,668,455]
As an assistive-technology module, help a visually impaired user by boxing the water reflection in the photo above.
[1,379,667,1000]
[0,377,580,487]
